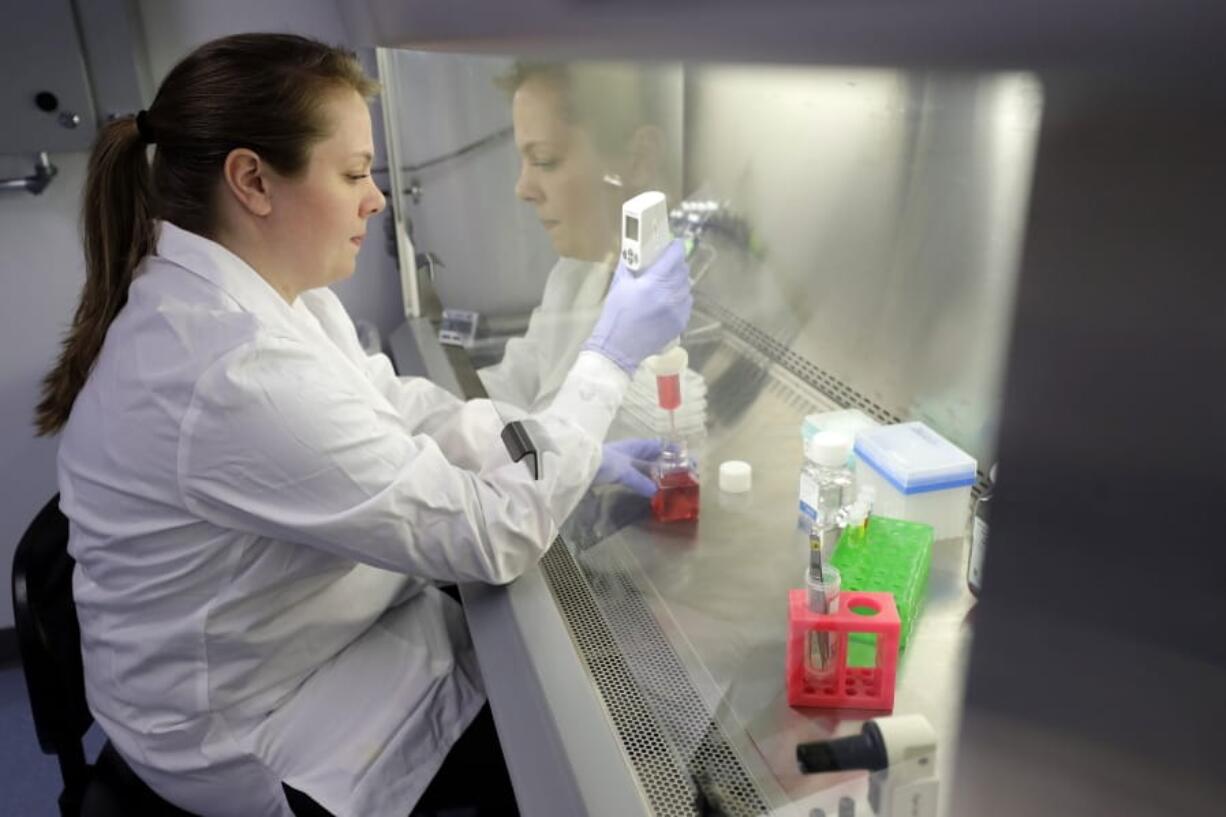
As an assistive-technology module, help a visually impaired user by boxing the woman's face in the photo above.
[266,89,386,291]
[512,76,621,262]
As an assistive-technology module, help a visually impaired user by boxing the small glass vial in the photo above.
[651,441,700,523]
[804,564,842,683]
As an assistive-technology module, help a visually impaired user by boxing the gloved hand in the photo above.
[593,438,662,497]
[583,240,693,373]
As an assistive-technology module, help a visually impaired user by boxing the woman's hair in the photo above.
[35,33,379,436]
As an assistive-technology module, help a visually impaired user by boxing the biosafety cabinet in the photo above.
[357,2,1226,816]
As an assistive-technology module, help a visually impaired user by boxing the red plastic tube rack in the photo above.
[786,589,901,711]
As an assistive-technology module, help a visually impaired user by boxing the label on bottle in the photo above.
[798,472,818,524]
[969,516,988,586]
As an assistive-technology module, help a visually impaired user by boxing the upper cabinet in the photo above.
[0,0,150,156]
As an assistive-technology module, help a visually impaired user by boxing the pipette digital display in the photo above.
[621,191,670,273]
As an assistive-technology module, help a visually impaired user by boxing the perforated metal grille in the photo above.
[541,544,692,813]
[542,543,772,816]
[696,296,901,426]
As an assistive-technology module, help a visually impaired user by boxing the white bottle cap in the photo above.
[806,431,853,467]
[718,460,752,493]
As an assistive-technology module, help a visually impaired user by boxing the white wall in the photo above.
[0,0,402,630]
[0,152,90,631]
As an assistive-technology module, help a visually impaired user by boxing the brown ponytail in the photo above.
[34,33,378,435]
[35,116,154,435]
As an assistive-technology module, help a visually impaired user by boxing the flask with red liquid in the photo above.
[644,345,700,523]
[651,441,700,523]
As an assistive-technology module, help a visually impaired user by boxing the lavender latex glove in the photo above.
[582,239,693,373]
[594,438,663,497]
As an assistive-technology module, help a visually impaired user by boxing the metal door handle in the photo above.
[0,153,58,195]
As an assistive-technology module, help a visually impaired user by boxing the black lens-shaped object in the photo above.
[796,721,888,774]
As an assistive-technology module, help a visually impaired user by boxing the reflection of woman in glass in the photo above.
[480,62,679,413]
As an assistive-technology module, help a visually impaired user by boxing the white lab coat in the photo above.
[57,222,629,817]
[478,256,612,413]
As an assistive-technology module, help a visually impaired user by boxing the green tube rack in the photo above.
[832,515,933,660]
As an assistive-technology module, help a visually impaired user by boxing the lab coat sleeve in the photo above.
[359,350,491,473]
[302,287,532,473]
[177,337,627,584]
[475,328,543,410]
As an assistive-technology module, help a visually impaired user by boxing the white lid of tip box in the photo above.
[853,421,976,495]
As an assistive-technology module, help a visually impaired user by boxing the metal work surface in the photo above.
[554,323,977,815]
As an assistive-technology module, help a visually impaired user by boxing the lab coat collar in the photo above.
[154,220,302,328]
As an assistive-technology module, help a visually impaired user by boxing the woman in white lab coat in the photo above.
[479,61,680,417]
[34,34,690,817]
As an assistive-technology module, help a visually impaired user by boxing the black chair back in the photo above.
[11,494,199,817]
[11,495,93,805]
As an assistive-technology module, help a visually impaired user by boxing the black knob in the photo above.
[35,91,59,112]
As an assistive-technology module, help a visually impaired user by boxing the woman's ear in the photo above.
[221,148,273,217]
[624,124,664,193]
